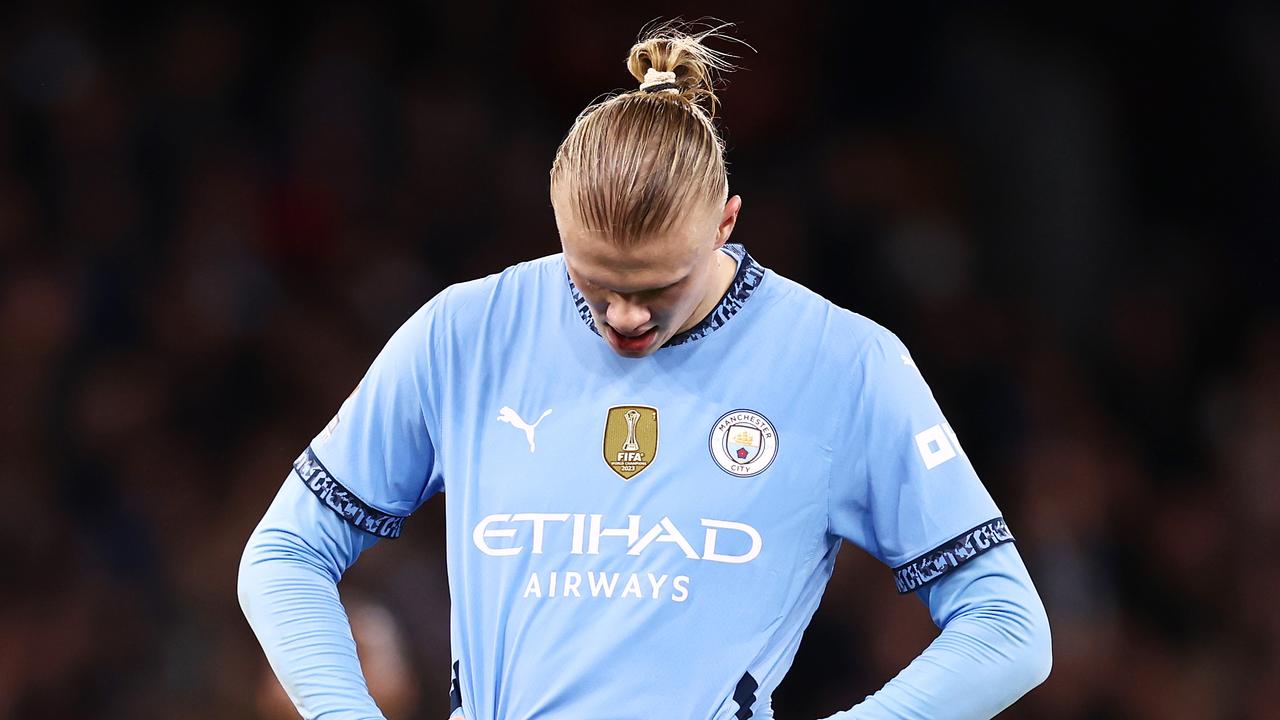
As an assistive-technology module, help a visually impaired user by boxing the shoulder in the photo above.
[436,253,564,312]
[754,269,901,363]
[378,253,567,379]
[412,253,567,330]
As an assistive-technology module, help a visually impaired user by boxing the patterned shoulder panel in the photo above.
[566,243,766,348]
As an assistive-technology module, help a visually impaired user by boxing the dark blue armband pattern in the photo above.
[892,517,1015,593]
[293,447,406,539]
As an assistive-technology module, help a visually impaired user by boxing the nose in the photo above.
[605,296,651,336]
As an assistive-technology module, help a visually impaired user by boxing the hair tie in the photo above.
[639,68,679,94]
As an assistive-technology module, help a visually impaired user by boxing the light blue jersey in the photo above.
[289,245,1013,719]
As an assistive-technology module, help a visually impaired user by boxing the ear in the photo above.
[714,195,743,248]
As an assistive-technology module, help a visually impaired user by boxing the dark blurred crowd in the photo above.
[2,3,1278,719]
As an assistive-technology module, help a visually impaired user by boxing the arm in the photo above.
[238,473,386,720]
[239,297,446,719]
[829,325,1050,718]
[823,543,1051,719]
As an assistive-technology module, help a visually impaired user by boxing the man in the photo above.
[240,23,1051,719]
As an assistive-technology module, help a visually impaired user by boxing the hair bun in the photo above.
[625,20,743,117]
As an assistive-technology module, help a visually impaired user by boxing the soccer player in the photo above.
[239,23,1051,720]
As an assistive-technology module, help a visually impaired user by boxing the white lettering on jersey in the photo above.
[563,572,582,597]
[570,514,586,554]
[914,422,964,470]
[524,573,542,598]
[474,513,522,556]
[701,519,763,564]
[472,513,763,565]
[497,406,553,452]
[588,571,619,597]
[510,512,571,553]
[671,576,690,602]
[588,514,641,554]
[628,517,700,559]
[523,571,691,601]
[621,575,644,598]
[647,573,669,598]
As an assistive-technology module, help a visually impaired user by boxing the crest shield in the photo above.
[603,405,659,480]
[725,424,763,464]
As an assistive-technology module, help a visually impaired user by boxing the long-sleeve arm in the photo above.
[240,296,445,719]
[824,543,1052,719]
[238,473,386,720]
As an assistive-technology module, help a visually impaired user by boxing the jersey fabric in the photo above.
[283,244,1017,719]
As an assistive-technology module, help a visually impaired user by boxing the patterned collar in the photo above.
[568,243,766,349]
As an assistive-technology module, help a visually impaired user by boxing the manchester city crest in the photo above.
[708,409,778,477]
[603,405,659,480]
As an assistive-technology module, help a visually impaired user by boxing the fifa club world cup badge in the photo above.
[709,409,778,477]
[603,405,659,480]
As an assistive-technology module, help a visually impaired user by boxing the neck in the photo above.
[677,247,737,334]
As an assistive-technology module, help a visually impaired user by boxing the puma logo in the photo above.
[497,406,553,453]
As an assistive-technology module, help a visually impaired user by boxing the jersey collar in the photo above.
[567,243,766,349]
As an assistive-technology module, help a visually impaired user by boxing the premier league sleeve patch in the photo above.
[708,409,778,477]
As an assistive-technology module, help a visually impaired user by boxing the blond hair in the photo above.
[550,21,742,246]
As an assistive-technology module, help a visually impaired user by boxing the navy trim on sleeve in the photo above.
[892,517,1015,594]
[293,447,407,539]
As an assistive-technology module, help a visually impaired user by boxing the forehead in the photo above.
[569,232,698,285]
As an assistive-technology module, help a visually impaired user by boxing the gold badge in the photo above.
[603,405,659,480]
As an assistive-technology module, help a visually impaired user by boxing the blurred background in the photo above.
[2,2,1278,718]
